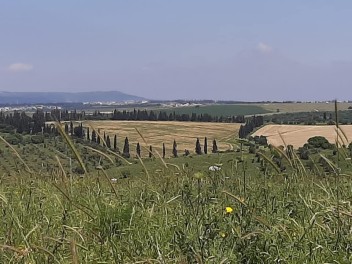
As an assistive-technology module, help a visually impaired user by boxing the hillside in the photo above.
[0,91,145,104]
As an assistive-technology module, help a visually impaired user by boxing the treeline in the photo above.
[264,110,352,125]
[41,108,246,123]
[0,110,48,134]
[238,116,264,138]
[107,109,245,123]
[0,108,247,134]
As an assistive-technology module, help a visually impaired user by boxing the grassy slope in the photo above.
[1,132,352,262]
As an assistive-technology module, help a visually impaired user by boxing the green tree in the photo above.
[162,143,166,158]
[91,130,97,143]
[204,137,208,154]
[64,123,69,134]
[97,129,101,145]
[195,138,202,155]
[149,145,153,158]
[122,137,130,158]
[307,136,333,149]
[212,139,218,153]
[103,131,106,147]
[106,135,111,148]
[172,140,178,157]
[136,142,141,157]
[114,135,117,150]
[70,121,74,136]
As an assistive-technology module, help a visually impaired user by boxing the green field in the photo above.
[159,104,271,116]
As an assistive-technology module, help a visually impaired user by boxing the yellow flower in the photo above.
[225,207,233,214]
[219,231,226,238]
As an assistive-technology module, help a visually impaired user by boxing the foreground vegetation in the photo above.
[1,125,352,263]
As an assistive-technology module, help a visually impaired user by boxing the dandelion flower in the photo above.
[225,207,233,214]
[219,232,226,238]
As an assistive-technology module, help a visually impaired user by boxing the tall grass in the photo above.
[0,105,351,263]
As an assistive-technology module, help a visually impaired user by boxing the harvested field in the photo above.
[252,124,352,148]
[84,121,240,157]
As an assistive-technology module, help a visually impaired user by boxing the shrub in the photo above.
[307,136,333,149]
[4,134,23,145]
[31,135,44,144]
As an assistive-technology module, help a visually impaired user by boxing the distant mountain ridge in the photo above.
[0,91,145,104]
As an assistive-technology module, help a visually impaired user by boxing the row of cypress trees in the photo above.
[66,123,220,158]
[123,137,219,158]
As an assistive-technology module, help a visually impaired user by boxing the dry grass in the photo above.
[253,124,352,148]
[83,121,240,156]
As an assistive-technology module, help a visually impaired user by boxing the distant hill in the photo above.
[0,91,145,104]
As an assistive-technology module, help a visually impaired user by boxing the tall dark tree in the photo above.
[195,138,202,155]
[70,121,74,136]
[136,142,141,157]
[97,129,101,145]
[91,130,97,143]
[87,127,90,141]
[106,135,111,148]
[162,143,166,158]
[122,137,130,158]
[149,145,153,158]
[204,137,208,154]
[212,139,218,153]
[103,131,106,147]
[172,140,178,157]
[64,123,69,134]
[114,135,117,150]
[73,123,84,138]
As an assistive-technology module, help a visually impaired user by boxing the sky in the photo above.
[1,0,352,101]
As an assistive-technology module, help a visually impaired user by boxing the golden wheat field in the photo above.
[253,124,352,148]
[83,121,240,157]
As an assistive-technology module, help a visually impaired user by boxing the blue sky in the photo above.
[1,1,352,100]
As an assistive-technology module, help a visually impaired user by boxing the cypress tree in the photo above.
[149,145,153,158]
[204,137,208,154]
[92,130,97,143]
[64,123,69,134]
[162,143,166,158]
[136,142,141,157]
[212,139,218,153]
[172,140,178,157]
[87,127,90,141]
[195,138,202,155]
[114,135,117,150]
[106,135,111,148]
[103,131,106,147]
[123,137,130,158]
[97,129,101,145]
[70,121,73,136]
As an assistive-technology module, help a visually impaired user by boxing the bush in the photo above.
[298,147,310,160]
[0,124,15,133]
[31,135,44,144]
[248,144,256,154]
[307,136,333,149]
[4,134,23,145]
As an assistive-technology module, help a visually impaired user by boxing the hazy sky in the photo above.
[1,1,352,101]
